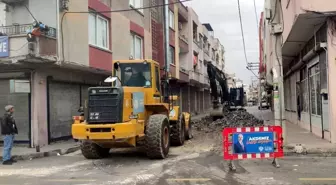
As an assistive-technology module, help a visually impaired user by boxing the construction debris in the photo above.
[192,109,264,133]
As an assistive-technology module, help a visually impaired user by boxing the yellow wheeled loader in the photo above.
[72,59,192,159]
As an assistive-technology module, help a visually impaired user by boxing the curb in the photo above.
[0,145,80,161]
[283,148,336,157]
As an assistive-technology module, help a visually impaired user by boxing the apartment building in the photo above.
[260,0,336,143]
[0,0,225,147]
[213,38,225,71]
[0,0,152,147]
[226,73,236,90]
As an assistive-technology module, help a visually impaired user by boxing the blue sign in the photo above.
[232,132,274,154]
[132,92,144,114]
[0,36,9,57]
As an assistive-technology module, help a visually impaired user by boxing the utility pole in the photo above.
[258,76,262,109]
[269,0,286,144]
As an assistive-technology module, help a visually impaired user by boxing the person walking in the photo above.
[1,105,18,165]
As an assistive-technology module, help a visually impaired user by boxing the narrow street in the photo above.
[1,107,335,185]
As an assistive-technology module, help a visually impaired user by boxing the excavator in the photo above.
[71,59,192,160]
[207,61,245,121]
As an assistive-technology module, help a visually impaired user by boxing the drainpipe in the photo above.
[320,42,329,140]
[163,0,170,103]
[56,0,61,64]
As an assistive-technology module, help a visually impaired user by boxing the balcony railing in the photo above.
[180,66,188,73]
[179,34,188,44]
[177,1,188,22]
[204,49,209,55]
[190,70,200,81]
[193,40,202,49]
[204,75,209,85]
[0,24,56,38]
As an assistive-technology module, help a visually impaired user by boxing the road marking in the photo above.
[166,178,211,182]
[45,179,96,182]
[299,178,336,181]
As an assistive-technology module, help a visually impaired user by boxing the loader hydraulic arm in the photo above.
[206,61,229,109]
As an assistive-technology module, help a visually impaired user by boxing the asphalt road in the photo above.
[1,107,335,185]
[2,149,336,185]
[2,141,336,185]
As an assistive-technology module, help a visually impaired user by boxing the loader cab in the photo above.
[113,59,162,103]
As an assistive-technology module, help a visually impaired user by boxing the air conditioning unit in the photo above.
[178,22,183,31]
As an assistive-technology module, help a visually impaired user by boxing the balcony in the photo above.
[189,70,204,87]
[0,24,57,61]
[179,66,189,83]
[282,0,336,43]
[179,34,188,53]
[281,0,333,65]
[204,75,210,87]
[178,1,188,22]
[169,64,176,78]
[190,70,200,81]
[204,49,209,56]
[193,39,202,50]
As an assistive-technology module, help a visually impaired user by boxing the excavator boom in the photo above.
[206,61,245,120]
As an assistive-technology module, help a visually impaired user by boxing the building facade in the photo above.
[0,0,226,147]
[260,0,336,143]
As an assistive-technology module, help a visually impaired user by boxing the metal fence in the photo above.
[0,24,56,38]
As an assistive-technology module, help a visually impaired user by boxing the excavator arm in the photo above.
[206,61,229,120]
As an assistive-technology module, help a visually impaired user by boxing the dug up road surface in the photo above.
[1,108,336,185]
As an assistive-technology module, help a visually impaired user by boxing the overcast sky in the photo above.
[184,0,264,85]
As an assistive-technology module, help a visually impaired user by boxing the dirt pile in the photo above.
[192,109,264,133]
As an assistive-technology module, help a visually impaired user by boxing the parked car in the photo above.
[258,100,269,109]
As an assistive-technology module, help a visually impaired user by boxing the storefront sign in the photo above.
[0,36,9,57]
[223,126,283,160]
[10,80,30,93]
[232,132,274,154]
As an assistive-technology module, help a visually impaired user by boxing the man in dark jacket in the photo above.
[1,105,18,165]
[234,134,246,153]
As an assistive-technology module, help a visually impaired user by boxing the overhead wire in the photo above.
[253,0,264,75]
[236,0,259,79]
[274,0,282,69]
[253,0,259,31]
[60,0,192,62]
[23,4,39,23]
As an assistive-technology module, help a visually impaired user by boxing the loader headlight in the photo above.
[169,109,176,117]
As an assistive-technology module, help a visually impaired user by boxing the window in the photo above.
[115,63,151,87]
[169,10,174,29]
[155,66,160,92]
[89,12,109,49]
[198,34,203,47]
[168,46,175,65]
[130,33,143,59]
[309,64,321,116]
[129,0,143,13]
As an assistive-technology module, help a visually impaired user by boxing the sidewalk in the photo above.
[0,140,80,161]
[246,107,336,156]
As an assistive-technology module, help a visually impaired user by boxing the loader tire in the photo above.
[171,113,185,146]
[185,114,193,140]
[145,114,170,159]
[80,141,110,159]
